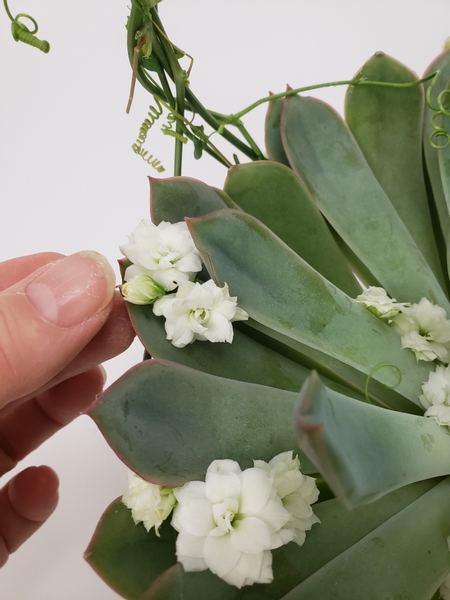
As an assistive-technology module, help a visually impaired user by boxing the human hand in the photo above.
[0,251,135,566]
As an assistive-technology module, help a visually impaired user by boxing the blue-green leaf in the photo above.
[296,372,450,506]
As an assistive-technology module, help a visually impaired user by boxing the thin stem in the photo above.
[3,0,13,21]
[236,122,265,160]
[156,96,232,167]
[232,73,438,121]
[185,88,259,160]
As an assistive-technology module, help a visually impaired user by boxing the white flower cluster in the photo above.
[356,288,450,363]
[122,452,319,589]
[120,219,248,348]
[122,471,177,536]
[356,287,450,428]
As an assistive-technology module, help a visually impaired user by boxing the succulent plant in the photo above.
[83,2,450,598]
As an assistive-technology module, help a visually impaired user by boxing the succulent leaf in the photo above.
[223,161,361,296]
[345,52,445,289]
[281,93,450,308]
[90,360,317,486]
[296,372,450,506]
[188,209,433,406]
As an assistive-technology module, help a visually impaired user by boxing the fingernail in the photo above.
[26,252,116,328]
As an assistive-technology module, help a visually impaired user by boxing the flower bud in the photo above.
[121,275,165,305]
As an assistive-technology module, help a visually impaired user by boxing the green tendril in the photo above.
[426,71,450,149]
[364,363,402,405]
[4,1,50,53]
[231,72,437,122]
[131,98,165,172]
[161,111,188,143]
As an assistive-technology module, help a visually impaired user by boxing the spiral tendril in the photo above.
[131,98,165,172]
[364,363,402,405]
[426,71,450,149]
[4,1,50,53]
[161,111,188,143]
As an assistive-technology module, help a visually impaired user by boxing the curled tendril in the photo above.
[161,111,188,143]
[364,363,402,405]
[3,0,50,53]
[131,97,165,172]
[426,71,450,149]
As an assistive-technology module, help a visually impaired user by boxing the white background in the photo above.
[0,1,449,598]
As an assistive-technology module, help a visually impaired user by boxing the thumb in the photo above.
[0,251,116,407]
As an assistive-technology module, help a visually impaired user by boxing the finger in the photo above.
[0,466,59,567]
[41,291,135,388]
[0,253,64,291]
[9,291,135,405]
[0,251,116,406]
[0,367,106,477]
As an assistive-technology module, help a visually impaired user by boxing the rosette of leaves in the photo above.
[86,49,450,599]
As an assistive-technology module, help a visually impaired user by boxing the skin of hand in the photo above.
[0,251,136,567]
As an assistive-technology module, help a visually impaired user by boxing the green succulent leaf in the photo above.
[150,176,227,224]
[240,319,415,412]
[188,209,433,407]
[84,498,176,600]
[223,161,360,297]
[126,302,311,392]
[296,372,450,506]
[423,49,450,243]
[282,477,450,599]
[135,481,439,600]
[345,52,445,289]
[264,96,290,166]
[90,360,316,487]
[281,93,450,308]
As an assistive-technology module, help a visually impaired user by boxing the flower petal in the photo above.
[172,498,215,537]
[176,531,206,558]
[203,534,241,578]
[239,468,274,515]
[230,516,271,553]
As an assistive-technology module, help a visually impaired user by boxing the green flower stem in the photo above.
[232,73,438,121]
[150,9,258,159]
[236,121,266,160]
[183,88,259,160]
[150,9,186,175]
[3,0,13,21]
[156,96,232,168]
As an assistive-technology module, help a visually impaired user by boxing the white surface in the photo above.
[0,1,449,598]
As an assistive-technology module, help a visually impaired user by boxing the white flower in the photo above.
[355,286,409,319]
[120,219,202,291]
[419,365,450,427]
[171,459,293,588]
[391,298,450,362]
[121,274,165,305]
[254,451,320,546]
[122,471,177,536]
[153,279,248,348]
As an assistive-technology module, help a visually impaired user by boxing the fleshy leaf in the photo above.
[90,360,316,487]
[281,93,450,308]
[126,302,311,392]
[264,95,291,166]
[345,52,445,288]
[150,176,227,224]
[423,49,450,243]
[296,372,450,506]
[85,498,176,600]
[223,161,360,296]
[282,477,450,599]
[240,320,415,412]
[188,209,433,407]
[137,481,439,599]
